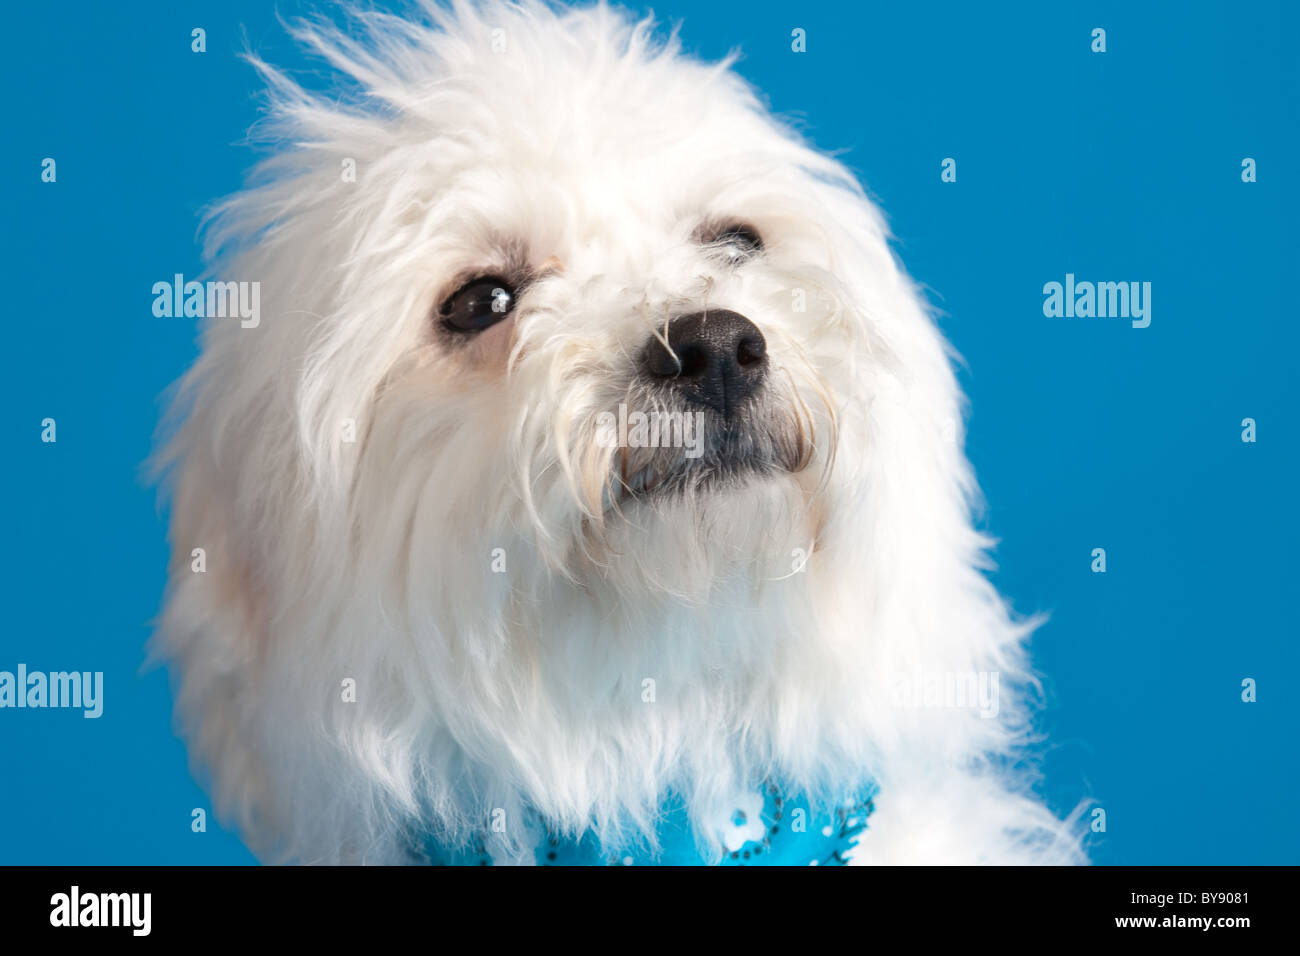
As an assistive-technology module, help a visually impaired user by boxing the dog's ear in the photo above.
[153,449,277,857]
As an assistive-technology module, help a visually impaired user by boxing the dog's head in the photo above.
[208,3,940,598]
[158,1,1040,863]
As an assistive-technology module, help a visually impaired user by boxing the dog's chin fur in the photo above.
[153,0,1086,864]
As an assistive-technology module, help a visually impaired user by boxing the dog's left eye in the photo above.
[700,223,764,264]
[439,276,516,332]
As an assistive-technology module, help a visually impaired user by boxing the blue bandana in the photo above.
[424,784,878,866]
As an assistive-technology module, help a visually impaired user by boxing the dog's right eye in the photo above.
[439,276,516,332]
[699,222,764,264]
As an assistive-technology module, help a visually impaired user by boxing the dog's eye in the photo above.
[439,276,516,332]
[701,223,763,264]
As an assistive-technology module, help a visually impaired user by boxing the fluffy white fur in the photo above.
[154,0,1085,864]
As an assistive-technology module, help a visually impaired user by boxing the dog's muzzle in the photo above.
[605,308,801,502]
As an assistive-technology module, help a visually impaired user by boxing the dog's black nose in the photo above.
[641,310,768,416]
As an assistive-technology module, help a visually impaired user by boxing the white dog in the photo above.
[154,0,1084,865]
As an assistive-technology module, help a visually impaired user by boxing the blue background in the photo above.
[2,0,1295,864]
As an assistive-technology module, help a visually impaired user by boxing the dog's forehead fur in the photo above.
[156,0,1085,865]
[381,1,809,197]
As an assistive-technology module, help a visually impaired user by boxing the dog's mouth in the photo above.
[605,396,813,506]
[618,423,774,499]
